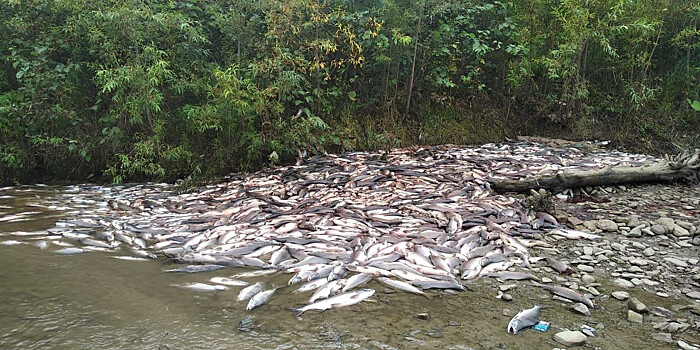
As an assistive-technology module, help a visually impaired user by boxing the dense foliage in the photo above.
[1,0,699,184]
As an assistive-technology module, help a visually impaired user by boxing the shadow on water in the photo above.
[0,186,697,349]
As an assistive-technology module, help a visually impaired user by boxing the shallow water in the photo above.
[0,186,697,349]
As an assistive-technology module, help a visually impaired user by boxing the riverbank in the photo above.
[0,141,698,349]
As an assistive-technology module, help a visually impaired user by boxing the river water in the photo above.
[0,185,695,349]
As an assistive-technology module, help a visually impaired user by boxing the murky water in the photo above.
[0,186,697,349]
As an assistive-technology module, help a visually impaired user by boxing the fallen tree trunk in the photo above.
[491,149,700,193]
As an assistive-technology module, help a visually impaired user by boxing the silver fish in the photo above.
[341,273,373,292]
[163,264,224,273]
[507,305,541,334]
[246,288,276,311]
[377,277,425,295]
[291,289,375,317]
[180,282,228,292]
[55,247,86,254]
[238,282,264,301]
[210,277,249,286]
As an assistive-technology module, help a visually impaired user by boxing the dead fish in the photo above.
[532,282,594,308]
[550,228,601,240]
[163,264,224,273]
[341,273,373,292]
[291,289,375,317]
[507,305,541,334]
[238,282,264,301]
[269,246,291,266]
[296,278,329,293]
[210,277,249,286]
[536,212,558,225]
[55,247,86,254]
[545,256,573,275]
[233,270,277,278]
[483,271,540,281]
[180,282,228,292]
[377,277,425,295]
[410,279,467,291]
[110,256,150,261]
[246,288,276,311]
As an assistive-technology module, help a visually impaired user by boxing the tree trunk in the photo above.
[491,150,700,193]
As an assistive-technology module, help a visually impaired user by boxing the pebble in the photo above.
[656,292,669,298]
[541,277,552,283]
[577,264,594,273]
[627,215,643,227]
[628,227,642,237]
[553,330,588,347]
[612,291,629,300]
[629,258,649,266]
[572,303,591,316]
[672,224,691,237]
[664,257,688,268]
[597,219,618,232]
[686,291,700,299]
[652,332,673,343]
[650,225,667,235]
[611,243,625,251]
[642,279,659,286]
[581,274,596,284]
[628,310,643,323]
[614,278,634,288]
[657,217,676,232]
[414,313,430,320]
[628,297,648,313]
[500,294,513,302]
[642,247,655,256]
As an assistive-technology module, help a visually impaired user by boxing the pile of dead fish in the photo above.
[0,141,660,315]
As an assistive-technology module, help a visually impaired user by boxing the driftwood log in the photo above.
[491,149,700,193]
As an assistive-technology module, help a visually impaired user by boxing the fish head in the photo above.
[507,319,523,334]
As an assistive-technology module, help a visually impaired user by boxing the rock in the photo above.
[553,330,587,346]
[572,303,591,315]
[577,264,594,273]
[629,258,650,266]
[614,278,634,288]
[541,277,553,283]
[628,227,642,237]
[597,219,618,232]
[642,279,659,286]
[656,292,669,298]
[414,312,430,320]
[500,293,513,302]
[581,274,596,284]
[652,332,673,343]
[612,291,629,300]
[627,215,643,227]
[650,225,667,235]
[664,257,688,268]
[611,243,626,251]
[642,247,655,256]
[583,246,593,255]
[672,224,691,237]
[568,216,584,226]
[499,284,516,292]
[657,217,676,232]
[686,291,700,299]
[628,310,643,323]
[628,297,648,313]
[693,237,700,246]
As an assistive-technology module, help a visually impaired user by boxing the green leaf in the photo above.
[15,70,24,79]
[689,99,700,112]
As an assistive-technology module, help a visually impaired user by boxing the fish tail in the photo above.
[290,307,304,317]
